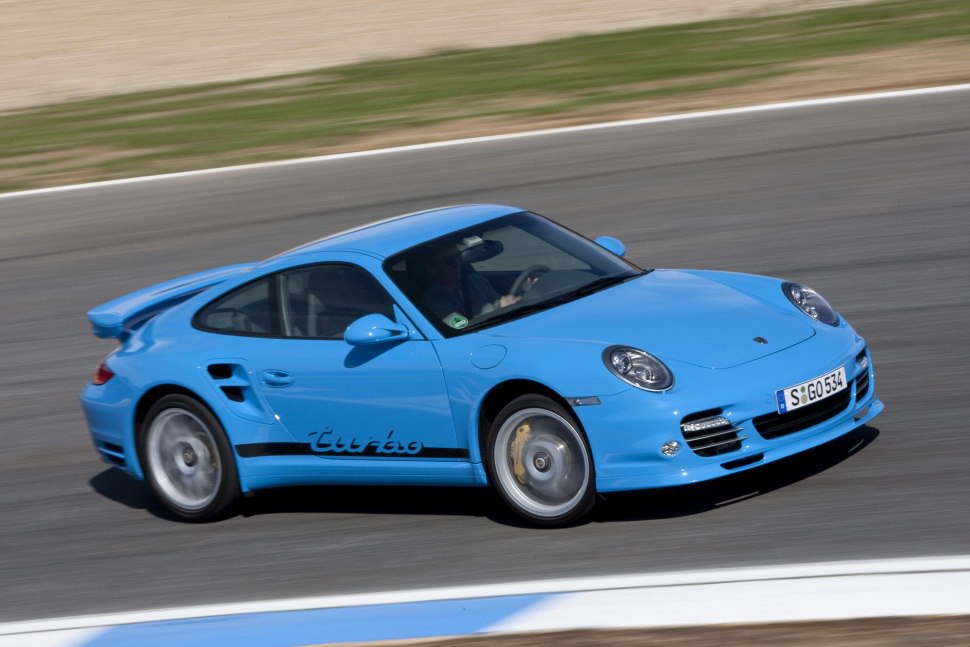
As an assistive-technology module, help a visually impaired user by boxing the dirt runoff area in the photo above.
[343,617,970,646]
[1,0,882,113]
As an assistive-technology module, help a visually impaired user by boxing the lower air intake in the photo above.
[753,387,852,439]
[855,351,871,400]
[680,410,745,457]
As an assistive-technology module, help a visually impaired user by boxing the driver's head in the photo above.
[424,242,462,289]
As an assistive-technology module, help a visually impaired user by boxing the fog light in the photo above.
[660,440,680,457]
[857,355,868,371]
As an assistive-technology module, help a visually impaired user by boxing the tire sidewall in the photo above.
[139,393,239,521]
[486,394,596,526]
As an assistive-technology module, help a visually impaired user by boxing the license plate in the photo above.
[775,366,847,414]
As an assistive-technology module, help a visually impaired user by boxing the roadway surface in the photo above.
[1,89,967,622]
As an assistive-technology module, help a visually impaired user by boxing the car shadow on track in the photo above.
[240,483,501,520]
[89,425,877,526]
[88,469,179,520]
[89,468,502,523]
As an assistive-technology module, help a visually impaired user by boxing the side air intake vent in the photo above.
[203,361,266,421]
[220,386,245,402]
[207,364,233,380]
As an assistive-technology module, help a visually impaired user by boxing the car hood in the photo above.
[488,270,815,369]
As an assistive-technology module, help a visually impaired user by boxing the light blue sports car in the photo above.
[81,204,882,526]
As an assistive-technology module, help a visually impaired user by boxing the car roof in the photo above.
[272,203,524,261]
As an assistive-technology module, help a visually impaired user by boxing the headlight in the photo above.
[783,282,839,326]
[603,346,673,391]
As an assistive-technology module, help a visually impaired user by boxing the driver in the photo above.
[418,242,519,328]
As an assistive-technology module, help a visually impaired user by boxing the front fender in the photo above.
[433,336,631,462]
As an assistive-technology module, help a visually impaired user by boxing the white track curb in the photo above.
[1,556,968,645]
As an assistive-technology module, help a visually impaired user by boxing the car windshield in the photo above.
[385,211,645,336]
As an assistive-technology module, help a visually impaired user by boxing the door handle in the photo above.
[260,369,293,387]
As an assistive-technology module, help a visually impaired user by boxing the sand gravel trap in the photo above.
[0,0,878,112]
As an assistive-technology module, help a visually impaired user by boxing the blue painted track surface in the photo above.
[84,595,547,646]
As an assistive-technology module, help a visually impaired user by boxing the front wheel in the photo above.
[486,395,596,526]
[139,394,239,521]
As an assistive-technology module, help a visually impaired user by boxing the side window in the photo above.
[279,264,396,339]
[195,277,277,336]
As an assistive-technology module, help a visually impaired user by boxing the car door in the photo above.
[204,262,463,461]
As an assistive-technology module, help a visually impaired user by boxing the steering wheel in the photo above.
[510,264,550,296]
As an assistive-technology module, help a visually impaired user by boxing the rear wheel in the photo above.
[486,395,595,526]
[140,394,239,521]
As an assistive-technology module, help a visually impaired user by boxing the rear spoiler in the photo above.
[87,263,256,339]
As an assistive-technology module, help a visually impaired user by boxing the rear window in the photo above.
[194,276,277,336]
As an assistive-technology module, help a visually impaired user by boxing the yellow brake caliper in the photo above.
[509,422,531,485]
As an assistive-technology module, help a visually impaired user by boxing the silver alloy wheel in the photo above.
[492,407,591,519]
[146,408,221,511]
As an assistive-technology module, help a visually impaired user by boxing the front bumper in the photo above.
[577,341,882,492]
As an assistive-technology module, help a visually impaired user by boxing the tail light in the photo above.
[92,360,114,385]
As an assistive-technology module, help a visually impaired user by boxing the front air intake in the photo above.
[855,351,870,400]
[753,388,852,439]
[680,410,745,457]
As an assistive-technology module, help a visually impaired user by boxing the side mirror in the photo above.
[594,236,626,257]
[344,314,410,346]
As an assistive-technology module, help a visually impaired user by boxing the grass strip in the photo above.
[2,0,969,191]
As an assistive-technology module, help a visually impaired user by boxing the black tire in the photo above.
[139,394,240,521]
[486,394,596,526]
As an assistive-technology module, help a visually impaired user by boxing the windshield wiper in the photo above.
[465,301,552,330]
[566,273,636,299]
[464,272,640,331]
[538,272,640,309]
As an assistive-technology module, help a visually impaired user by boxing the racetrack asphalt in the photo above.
[0,88,968,622]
